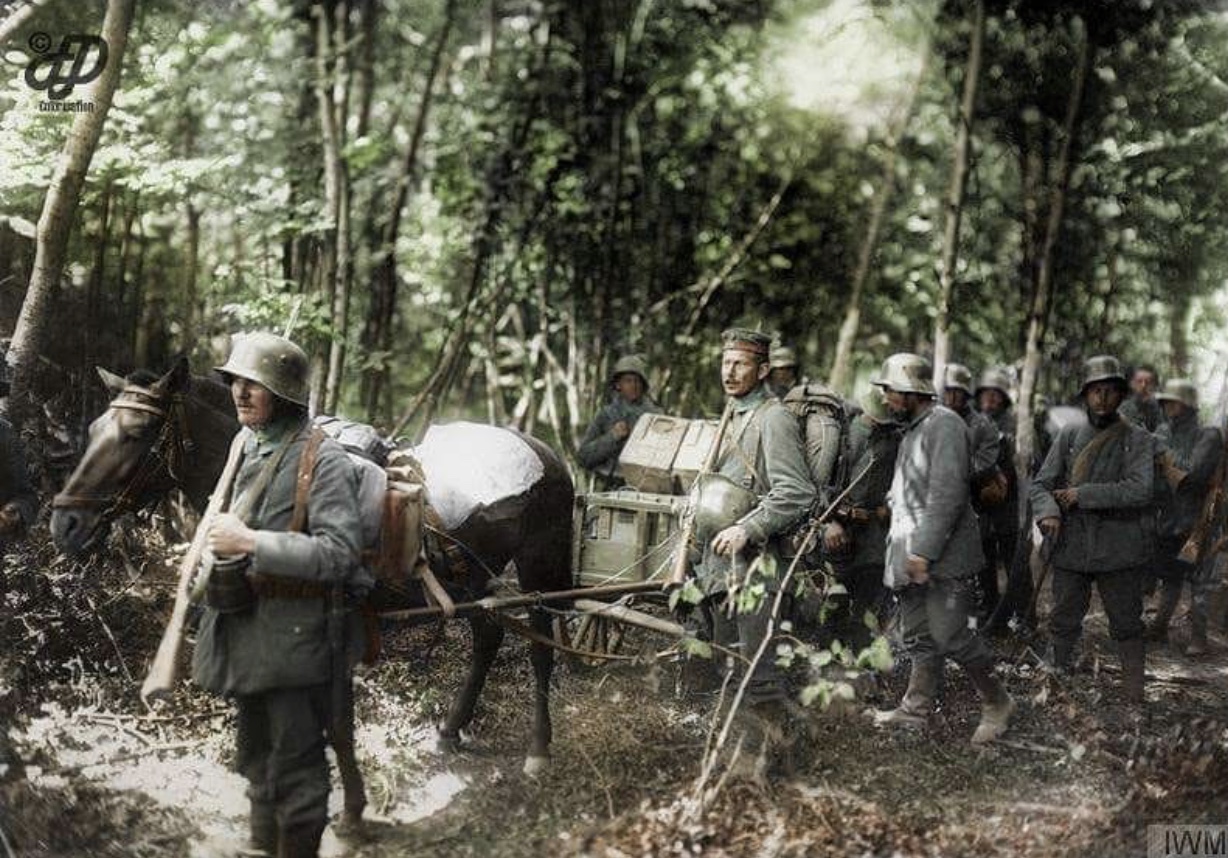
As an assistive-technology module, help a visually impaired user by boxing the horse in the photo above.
[50,356,575,820]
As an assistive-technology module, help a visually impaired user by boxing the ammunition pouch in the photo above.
[206,555,255,614]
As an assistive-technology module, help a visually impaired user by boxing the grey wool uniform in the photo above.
[1120,395,1165,433]
[1030,415,1154,657]
[697,384,814,703]
[957,406,1001,492]
[886,404,991,669]
[576,395,661,488]
[193,417,370,845]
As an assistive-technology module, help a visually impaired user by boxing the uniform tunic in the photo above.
[576,395,662,488]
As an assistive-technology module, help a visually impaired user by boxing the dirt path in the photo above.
[2,532,1227,857]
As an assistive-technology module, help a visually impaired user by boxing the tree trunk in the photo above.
[1015,19,1091,478]
[828,48,929,391]
[7,0,137,429]
[1170,288,1191,378]
[931,0,984,388]
[0,0,45,46]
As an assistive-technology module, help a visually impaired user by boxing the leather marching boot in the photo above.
[1049,637,1077,675]
[875,659,937,728]
[1118,638,1146,705]
[238,801,277,857]
[1186,613,1209,657]
[965,660,1015,745]
[277,824,325,858]
[1145,583,1181,643]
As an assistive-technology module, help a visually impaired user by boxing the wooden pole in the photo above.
[376,579,667,622]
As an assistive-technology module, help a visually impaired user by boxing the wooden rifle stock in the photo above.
[141,432,246,705]
[666,399,735,587]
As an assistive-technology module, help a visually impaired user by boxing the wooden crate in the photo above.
[572,490,686,586]
[671,418,721,493]
[618,413,689,493]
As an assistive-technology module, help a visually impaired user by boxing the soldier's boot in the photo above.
[1186,613,1209,657]
[277,824,325,858]
[965,660,1014,745]
[875,660,937,728]
[238,801,277,857]
[1145,582,1181,643]
[1118,638,1146,705]
[1049,637,1077,674]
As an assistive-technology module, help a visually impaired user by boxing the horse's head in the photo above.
[51,357,236,557]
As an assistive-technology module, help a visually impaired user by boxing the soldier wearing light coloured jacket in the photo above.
[873,353,1012,746]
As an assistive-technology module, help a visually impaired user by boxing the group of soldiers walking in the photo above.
[580,333,1226,762]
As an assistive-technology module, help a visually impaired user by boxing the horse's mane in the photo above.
[124,367,236,417]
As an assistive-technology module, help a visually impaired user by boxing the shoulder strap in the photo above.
[1069,419,1130,487]
[289,427,329,534]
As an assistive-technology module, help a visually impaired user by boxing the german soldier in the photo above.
[692,328,814,731]
[1030,355,1153,703]
[1146,379,1222,655]
[1119,363,1165,432]
[874,354,1013,745]
[576,354,661,490]
[192,332,372,858]
[767,344,801,400]
[975,367,1023,628]
[823,388,902,648]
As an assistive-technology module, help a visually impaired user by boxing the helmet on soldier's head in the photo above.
[975,367,1013,405]
[872,353,935,396]
[215,332,310,406]
[943,363,974,396]
[769,346,799,370]
[610,355,650,390]
[1155,378,1198,410]
[1079,355,1128,397]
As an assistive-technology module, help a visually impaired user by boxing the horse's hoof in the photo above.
[522,755,549,777]
[437,731,461,753]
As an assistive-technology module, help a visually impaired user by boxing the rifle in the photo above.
[141,431,246,705]
[1178,427,1228,565]
[666,398,736,587]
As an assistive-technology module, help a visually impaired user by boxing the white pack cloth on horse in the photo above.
[412,422,545,530]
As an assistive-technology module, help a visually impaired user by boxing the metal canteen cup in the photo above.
[690,471,757,542]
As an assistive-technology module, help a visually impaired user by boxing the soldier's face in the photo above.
[613,372,645,403]
[721,350,768,397]
[1131,371,1157,398]
[979,389,1005,414]
[943,389,968,411]
[231,378,275,428]
[883,388,912,419]
[1085,381,1125,417]
[768,367,797,392]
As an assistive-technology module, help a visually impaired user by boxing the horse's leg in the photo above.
[524,606,555,776]
[438,613,504,751]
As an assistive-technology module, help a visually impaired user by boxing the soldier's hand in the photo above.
[1054,488,1078,510]
[905,554,930,585]
[1038,516,1062,539]
[208,513,257,557]
[823,521,850,553]
[611,420,631,441]
[711,525,750,558]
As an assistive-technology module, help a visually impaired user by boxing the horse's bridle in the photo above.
[52,385,195,524]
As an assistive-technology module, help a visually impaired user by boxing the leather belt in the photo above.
[249,573,333,600]
[838,505,889,524]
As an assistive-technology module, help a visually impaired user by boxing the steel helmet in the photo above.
[859,387,892,424]
[691,472,758,542]
[769,346,799,370]
[975,367,1013,405]
[872,353,935,396]
[610,354,650,390]
[942,363,974,396]
[1079,355,1127,397]
[1155,378,1198,410]
[215,332,310,406]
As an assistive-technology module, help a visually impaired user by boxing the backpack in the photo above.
[781,382,849,508]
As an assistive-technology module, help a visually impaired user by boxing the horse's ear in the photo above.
[154,355,193,395]
[96,367,127,396]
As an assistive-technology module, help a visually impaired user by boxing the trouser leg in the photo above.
[1049,567,1093,669]
[1096,565,1146,703]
